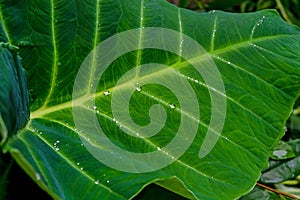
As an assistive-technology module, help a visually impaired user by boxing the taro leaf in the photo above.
[1,0,300,199]
[0,23,29,145]
[261,140,300,184]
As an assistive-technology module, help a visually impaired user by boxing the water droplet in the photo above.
[90,84,94,88]
[283,126,287,132]
[104,91,111,96]
[169,103,175,109]
[58,62,61,66]
[81,143,84,146]
[80,167,83,170]
[35,173,41,181]
[157,147,161,151]
[96,110,100,114]
[56,140,60,143]
[39,131,43,135]
[273,149,288,159]
[95,180,99,185]
[141,17,143,21]
[227,61,231,65]
[106,180,110,183]
[136,133,140,137]
[171,156,175,159]
[77,162,80,166]
[136,86,142,92]
[92,106,97,110]
[55,147,60,151]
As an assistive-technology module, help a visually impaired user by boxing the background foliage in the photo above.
[0,0,299,199]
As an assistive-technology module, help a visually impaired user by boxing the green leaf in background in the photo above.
[0,23,29,145]
[261,139,300,184]
[270,140,296,160]
[0,0,300,199]
[239,186,282,200]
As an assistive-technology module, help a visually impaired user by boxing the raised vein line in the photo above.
[0,4,12,44]
[135,0,144,78]
[210,15,218,51]
[78,93,240,186]
[178,8,183,61]
[87,0,101,94]
[27,128,126,199]
[41,0,58,108]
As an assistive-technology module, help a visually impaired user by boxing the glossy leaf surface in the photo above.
[0,0,300,199]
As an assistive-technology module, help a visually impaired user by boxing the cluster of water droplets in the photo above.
[156,147,175,160]
[94,174,110,185]
[135,82,142,92]
[53,140,60,152]
[251,16,266,37]
[256,16,266,27]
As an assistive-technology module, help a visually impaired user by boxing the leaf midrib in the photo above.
[30,34,295,126]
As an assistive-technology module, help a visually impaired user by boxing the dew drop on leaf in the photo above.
[136,87,142,92]
[35,173,41,181]
[169,103,175,109]
[104,91,111,96]
[272,149,287,159]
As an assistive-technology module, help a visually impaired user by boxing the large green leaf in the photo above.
[1,0,300,199]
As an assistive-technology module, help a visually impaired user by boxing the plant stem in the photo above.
[256,182,298,199]
[275,0,292,23]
